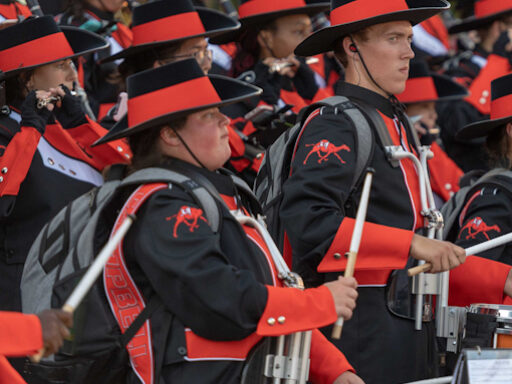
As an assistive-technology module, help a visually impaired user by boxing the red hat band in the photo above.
[490,94,512,120]
[0,32,73,73]
[331,0,409,26]
[475,0,512,19]
[132,11,205,46]
[238,0,307,18]
[128,77,221,127]
[399,77,438,103]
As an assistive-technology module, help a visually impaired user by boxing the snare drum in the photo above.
[465,304,512,348]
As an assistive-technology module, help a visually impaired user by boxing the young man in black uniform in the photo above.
[281,1,467,383]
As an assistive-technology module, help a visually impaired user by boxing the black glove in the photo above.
[53,84,88,129]
[20,90,53,135]
[292,57,319,101]
[493,31,512,64]
[253,60,282,106]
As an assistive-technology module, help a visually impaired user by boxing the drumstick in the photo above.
[408,231,512,277]
[30,215,135,362]
[332,169,374,339]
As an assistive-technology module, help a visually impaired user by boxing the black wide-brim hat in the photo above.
[94,59,262,145]
[397,60,468,104]
[457,73,512,140]
[209,0,330,45]
[0,15,108,79]
[449,0,512,34]
[102,0,240,63]
[295,0,450,57]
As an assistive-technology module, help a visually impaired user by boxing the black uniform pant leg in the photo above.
[321,287,437,384]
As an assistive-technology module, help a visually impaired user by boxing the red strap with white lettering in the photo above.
[103,183,167,384]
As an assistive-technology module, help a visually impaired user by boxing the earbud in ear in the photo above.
[349,44,358,53]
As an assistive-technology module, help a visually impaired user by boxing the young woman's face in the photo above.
[261,14,312,59]
[155,37,212,74]
[162,107,231,171]
[27,59,77,92]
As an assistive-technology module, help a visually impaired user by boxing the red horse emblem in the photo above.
[459,216,501,240]
[166,206,208,238]
[303,140,351,165]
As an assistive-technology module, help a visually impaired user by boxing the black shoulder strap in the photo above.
[120,295,161,347]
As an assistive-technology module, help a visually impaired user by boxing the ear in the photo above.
[159,126,181,147]
[506,122,512,139]
[342,36,358,60]
[257,29,274,51]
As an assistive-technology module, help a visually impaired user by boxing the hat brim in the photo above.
[101,7,240,63]
[209,3,329,45]
[3,26,109,78]
[456,115,512,141]
[295,2,449,57]
[430,73,469,102]
[449,9,512,34]
[404,73,468,104]
[93,75,262,146]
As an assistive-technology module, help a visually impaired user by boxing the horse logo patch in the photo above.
[303,140,350,165]
[166,206,208,238]
[459,216,501,241]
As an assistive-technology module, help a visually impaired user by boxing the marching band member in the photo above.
[209,0,331,181]
[99,0,262,184]
[452,73,512,265]
[281,0,470,382]
[93,58,363,384]
[101,0,239,121]
[439,0,512,171]
[282,1,512,381]
[0,309,72,384]
[56,0,133,119]
[397,59,466,204]
[0,16,131,312]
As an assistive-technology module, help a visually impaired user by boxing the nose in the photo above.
[403,41,415,60]
[67,62,78,83]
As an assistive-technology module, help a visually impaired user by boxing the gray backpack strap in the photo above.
[121,168,221,233]
[350,99,400,168]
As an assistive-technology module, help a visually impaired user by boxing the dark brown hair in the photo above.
[118,43,183,82]
[128,115,188,173]
[232,20,277,78]
[486,124,512,169]
[5,70,34,106]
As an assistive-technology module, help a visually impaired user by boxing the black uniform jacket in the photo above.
[0,108,130,311]
[281,82,420,288]
[119,160,352,384]
[455,177,512,265]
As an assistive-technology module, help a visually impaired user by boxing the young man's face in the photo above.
[351,20,415,96]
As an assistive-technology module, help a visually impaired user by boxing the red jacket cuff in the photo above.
[449,256,511,307]
[318,218,414,273]
[257,286,337,336]
[309,329,354,384]
[0,312,42,356]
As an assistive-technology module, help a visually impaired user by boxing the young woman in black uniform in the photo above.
[94,58,364,384]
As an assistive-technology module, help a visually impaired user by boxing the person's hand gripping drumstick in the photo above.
[407,232,512,277]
